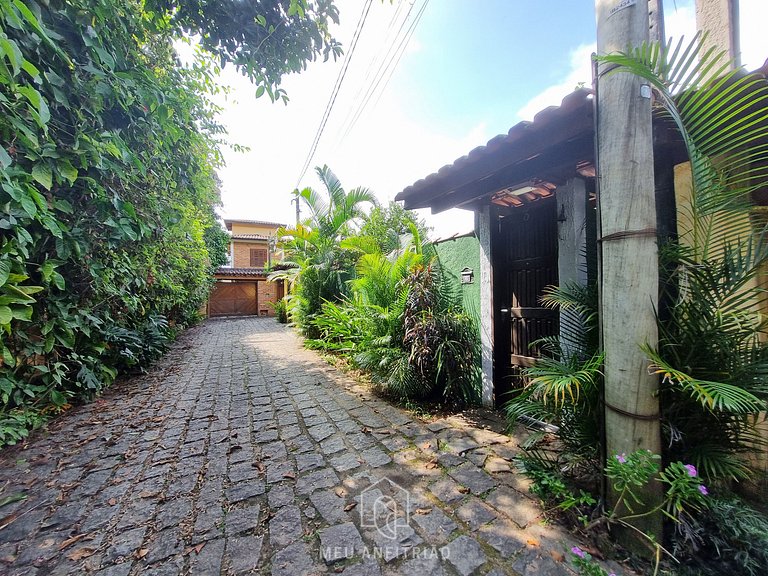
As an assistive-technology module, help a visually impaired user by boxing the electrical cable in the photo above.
[333,0,414,141]
[338,0,430,145]
[294,0,375,189]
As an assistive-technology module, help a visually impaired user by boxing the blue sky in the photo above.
[213,0,765,237]
[396,0,597,134]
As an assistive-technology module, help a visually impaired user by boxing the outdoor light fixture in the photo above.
[506,184,541,196]
[461,267,474,284]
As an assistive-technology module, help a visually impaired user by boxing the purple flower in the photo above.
[571,546,586,559]
[615,453,627,464]
[684,464,697,477]
[698,484,709,496]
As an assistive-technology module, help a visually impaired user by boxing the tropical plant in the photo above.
[145,0,342,103]
[672,496,768,576]
[274,165,377,337]
[299,219,482,406]
[359,201,430,254]
[348,222,424,307]
[355,256,481,406]
[273,298,288,324]
[599,34,768,484]
[504,280,603,474]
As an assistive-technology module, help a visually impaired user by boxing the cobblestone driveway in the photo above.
[0,317,603,575]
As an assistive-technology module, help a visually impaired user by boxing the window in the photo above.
[250,248,268,267]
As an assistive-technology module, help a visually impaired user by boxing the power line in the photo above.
[334,0,417,144]
[340,0,411,125]
[337,0,430,145]
[294,0,374,189]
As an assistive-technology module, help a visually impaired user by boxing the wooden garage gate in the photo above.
[209,282,257,317]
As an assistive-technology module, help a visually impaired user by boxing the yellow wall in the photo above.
[229,221,281,236]
[675,161,768,498]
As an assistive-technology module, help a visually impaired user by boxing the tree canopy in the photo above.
[146,0,343,101]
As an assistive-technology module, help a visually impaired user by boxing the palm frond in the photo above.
[523,352,604,409]
[315,165,343,208]
[600,33,768,218]
[295,186,329,224]
[646,346,764,413]
[340,235,380,255]
[603,35,768,483]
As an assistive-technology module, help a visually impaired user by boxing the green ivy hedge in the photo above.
[0,0,227,445]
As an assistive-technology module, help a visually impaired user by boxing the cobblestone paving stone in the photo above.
[0,317,625,575]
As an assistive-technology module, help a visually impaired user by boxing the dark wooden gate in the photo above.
[493,198,559,401]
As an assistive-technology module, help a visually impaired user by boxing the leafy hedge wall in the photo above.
[0,0,228,445]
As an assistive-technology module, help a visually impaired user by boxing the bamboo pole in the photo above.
[595,0,663,544]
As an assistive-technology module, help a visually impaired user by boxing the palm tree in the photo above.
[271,165,377,334]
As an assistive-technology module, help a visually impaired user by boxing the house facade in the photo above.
[205,219,285,317]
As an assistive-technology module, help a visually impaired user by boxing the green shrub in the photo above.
[273,299,288,324]
[0,0,223,444]
[673,497,768,576]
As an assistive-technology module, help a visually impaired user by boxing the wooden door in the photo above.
[493,199,559,400]
[209,282,258,316]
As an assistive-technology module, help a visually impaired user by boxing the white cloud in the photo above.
[740,0,767,70]
[516,43,595,122]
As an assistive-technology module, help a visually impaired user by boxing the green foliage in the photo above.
[570,547,614,576]
[145,0,342,103]
[522,450,711,574]
[298,211,481,407]
[398,262,481,404]
[0,407,45,446]
[273,298,288,324]
[204,221,232,273]
[518,457,596,526]
[600,35,768,484]
[275,165,377,338]
[672,497,768,576]
[359,201,429,254]
[0,0,233,444]
[504,281,603,471]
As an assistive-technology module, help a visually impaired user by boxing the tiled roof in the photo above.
[231,234,270,241]
[214,267,267,277]
[224,219,286,230]
[395,89,595,212]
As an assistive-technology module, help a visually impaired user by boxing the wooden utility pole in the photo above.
[292,193,301,226]
[595,0,663,543]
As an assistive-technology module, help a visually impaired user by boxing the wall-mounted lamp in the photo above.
[461,267,474,284]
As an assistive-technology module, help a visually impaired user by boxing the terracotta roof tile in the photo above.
[214,267,267,277]
[231,234,270,240]
[395,89,594,210]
